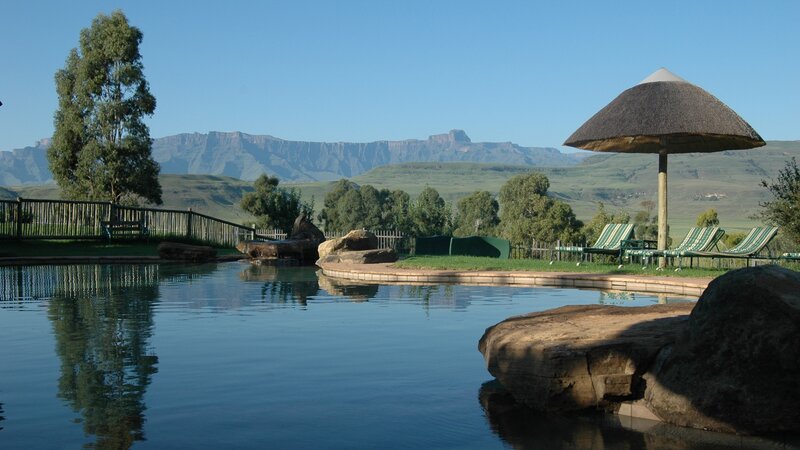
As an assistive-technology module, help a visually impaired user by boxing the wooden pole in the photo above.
[657,150,668,268]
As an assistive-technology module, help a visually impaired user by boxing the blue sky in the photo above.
[1,0,798,152]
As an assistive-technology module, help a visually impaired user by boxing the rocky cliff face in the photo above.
[1,130,579,184]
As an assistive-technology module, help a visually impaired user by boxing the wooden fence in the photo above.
[0,198,268,247]
[257,228,413,254]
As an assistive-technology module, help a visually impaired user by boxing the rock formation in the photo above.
[316,229,397,265]
[236,214,326,264]
[643,265,800,434]
[478,265,800,435]
[478,303,693,412]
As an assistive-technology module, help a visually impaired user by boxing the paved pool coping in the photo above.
[318,262,713,297]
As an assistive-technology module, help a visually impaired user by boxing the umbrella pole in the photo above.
[657,150,668,268]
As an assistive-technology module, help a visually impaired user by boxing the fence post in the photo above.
[16,197,23,240]
[186,208,193,240]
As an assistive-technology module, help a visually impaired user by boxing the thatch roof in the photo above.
[564,69,765,154]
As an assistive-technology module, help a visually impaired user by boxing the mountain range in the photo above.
[0,130,585,185]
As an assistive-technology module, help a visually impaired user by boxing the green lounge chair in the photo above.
[675,226,779,267]
[780,252,800,261]
[555,223,634,262]
[624,226,725,267]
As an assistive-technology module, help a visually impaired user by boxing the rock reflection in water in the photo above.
[479,380,799,450]
[239,264,320,306]
[316,272,379,302]
[47,264,160,449]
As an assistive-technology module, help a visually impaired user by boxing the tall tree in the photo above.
[410,187,450,236]
[498,172,582,244]
[760,157,800,243]
[582,202,630,244]
[240,175,311,232]
[452,191,499,237]
[695,208,720,227]
[318,179,359,232]
[49,10,161,205]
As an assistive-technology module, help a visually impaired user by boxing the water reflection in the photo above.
[239,264,320,305]
[316,272,378,302]
[47,265,160,449]
[0,401,5,431]
[479,380,799,450]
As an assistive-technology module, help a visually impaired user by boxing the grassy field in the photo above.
[395,255,730,278]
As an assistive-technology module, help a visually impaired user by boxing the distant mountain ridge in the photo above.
[0,130,585,185]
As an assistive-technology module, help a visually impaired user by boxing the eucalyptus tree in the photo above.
[760,157,800,243]
[452,191,499,237]
[240,175,311,232]
[498,172,582,244]
[410,187,451,236]
[49,10,161,204]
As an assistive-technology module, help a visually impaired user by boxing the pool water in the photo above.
[0,263,794,449]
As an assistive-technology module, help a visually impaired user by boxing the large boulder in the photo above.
[317,248,398,265]
[157,242,217,262]
[236,214,326,265]
[318,229,379,259]
[479,303,693,412]
[644,265,800,434]
[236,239,319,263]
[288,213,326,243]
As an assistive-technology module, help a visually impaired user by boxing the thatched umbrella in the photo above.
[564,68,765,266]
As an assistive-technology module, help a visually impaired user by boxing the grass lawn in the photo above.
[0,240,241,258]
[395,255,733,278]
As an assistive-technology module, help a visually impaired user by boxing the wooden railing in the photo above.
[257,228,413,254]
[0,198,270,247]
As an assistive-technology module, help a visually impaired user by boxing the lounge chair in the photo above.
[624,226,725,267]
[779,253,800,261]
[674,226,779,267]
[555,223,634,262]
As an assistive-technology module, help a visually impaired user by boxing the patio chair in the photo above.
[624,226,725,267]
[779,252,800,261]
[674,226,779,267]
[555,223,634,263]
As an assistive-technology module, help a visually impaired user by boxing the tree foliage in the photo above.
[410,187,451,236]
[633,200,658,241]
[582,202,630,244]
[695,208,720,227]
[49,10,161,205]
[452,191,499,237]
[317,180,415,233]
[498,172,582,244]
[240,175,311,232]
[760,157,800,242]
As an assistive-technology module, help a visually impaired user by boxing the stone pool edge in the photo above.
[318,262,712,297]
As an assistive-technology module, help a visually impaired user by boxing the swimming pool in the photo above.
[0,262,792,449]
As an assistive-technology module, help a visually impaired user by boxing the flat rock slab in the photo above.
[237,239,319,263]
[316,248,398,265]
[479,303,694,412]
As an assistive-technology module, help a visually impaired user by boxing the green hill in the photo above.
[9,175,257,225]
[7,141,798,236]
[289,141,799,235]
